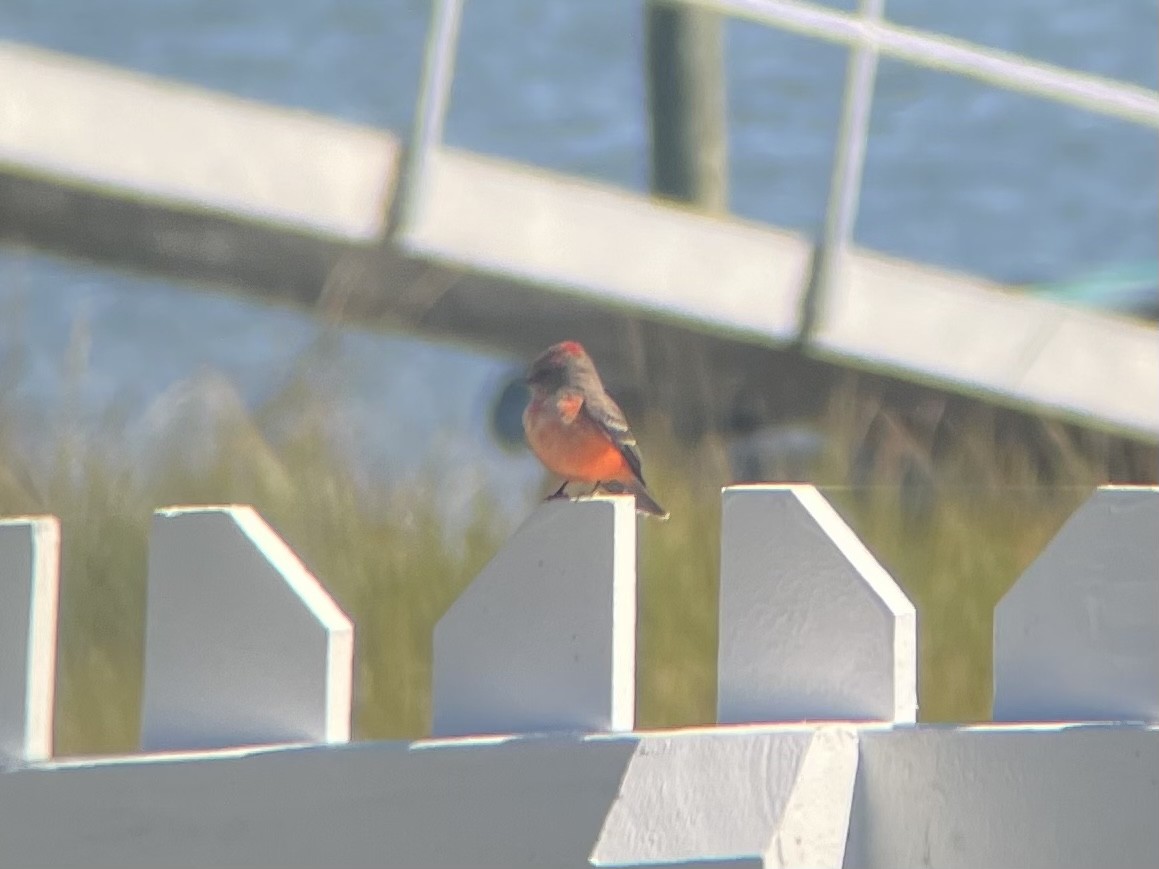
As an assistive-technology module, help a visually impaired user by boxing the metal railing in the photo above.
[397,0,1159,279]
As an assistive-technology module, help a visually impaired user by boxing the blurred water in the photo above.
[1,0,1156,513]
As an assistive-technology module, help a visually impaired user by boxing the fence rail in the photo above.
[1,485,1156,867]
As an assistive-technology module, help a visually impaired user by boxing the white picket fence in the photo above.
[1,485,1156,868]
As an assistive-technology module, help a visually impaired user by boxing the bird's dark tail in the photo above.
[602,480,669,520]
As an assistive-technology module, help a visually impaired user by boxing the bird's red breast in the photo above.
[523,394,634,483]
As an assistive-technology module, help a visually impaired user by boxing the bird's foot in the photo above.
[575,481,612,500]
[545,481,571,501]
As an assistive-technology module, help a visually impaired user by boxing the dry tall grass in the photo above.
[0,335,1130,754]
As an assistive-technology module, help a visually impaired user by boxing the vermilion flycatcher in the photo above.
[523,341,669,519]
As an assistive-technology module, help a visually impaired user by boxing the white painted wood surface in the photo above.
[813,243,1159,439]
[592,725,858,868]
[404,148,813,344]
[0,41,397,238]
[140,506,353,751]
[0,735,639,869]
[0,517,59,763]
[994,486,1159,722]
[2,723,1153,869]
[717,485,917,725]
[1,489,1157,866]
[845,724,1159,869]
[433,496,636,737]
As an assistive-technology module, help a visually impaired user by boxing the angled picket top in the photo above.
[141,506,354,751]
[717,485,916,725]
[993,486,1159,723]
[0,485,1156,868]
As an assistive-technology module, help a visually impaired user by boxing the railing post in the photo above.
[391,0,466,236]
[801,0,884,342]
[646,0,729,212]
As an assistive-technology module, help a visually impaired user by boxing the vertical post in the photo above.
[391,0,466,235]
[645,1,729,212]
[801,0,884,340]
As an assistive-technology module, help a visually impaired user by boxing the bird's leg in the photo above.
[546,480,570,500]
[590,481,630,498]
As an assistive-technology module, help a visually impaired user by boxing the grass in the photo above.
[0,333,1138,755]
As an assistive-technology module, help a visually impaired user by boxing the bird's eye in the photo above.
[528,366,561,389]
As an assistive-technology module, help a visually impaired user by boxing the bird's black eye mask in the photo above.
[527,364,567,392]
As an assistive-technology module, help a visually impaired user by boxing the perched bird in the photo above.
[523,341,669,520]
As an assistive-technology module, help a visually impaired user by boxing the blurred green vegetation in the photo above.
[0,332,1130,756]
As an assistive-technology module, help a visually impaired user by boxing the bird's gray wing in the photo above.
[582,394,647,484]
